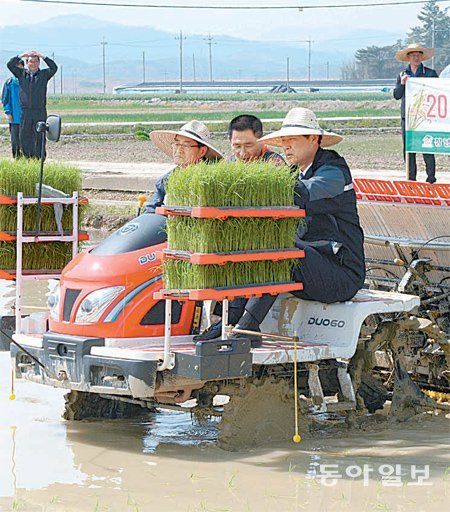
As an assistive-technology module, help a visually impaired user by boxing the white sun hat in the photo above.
[259,107,343,148]
[395,43,434,62]
[150,120,223,160]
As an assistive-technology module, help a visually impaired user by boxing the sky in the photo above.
[1,0,448,44]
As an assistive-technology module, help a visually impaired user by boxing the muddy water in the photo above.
[1,283,450,511]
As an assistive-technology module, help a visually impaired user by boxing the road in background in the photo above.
[71,160,449,194]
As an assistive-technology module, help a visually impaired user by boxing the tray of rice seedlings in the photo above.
[0,242,73,273]
[0,158,86,272]
[162,161,305,289]
[163,260,297,290]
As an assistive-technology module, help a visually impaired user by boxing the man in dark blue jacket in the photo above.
[195,107,365,346]
[2,74,22,158]
[7,51,57,158]
[393,43,438,183]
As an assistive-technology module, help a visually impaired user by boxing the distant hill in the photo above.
[0,15,400,93]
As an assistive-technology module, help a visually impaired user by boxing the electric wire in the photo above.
[19,0,450,11]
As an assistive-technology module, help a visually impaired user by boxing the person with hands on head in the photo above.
[393,43,438,183]
[7,50,57,158]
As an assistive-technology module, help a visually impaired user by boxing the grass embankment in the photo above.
[164,161,303,289]
[0,159,84,270]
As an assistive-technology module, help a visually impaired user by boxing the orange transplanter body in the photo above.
[48,215,197,339]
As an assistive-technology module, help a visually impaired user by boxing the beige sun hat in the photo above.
[259,107,343,148]
[150,120,223,160]
[395,43,434,62]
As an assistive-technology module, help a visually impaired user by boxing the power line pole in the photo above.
[204,33,215,82]
[326,61,330,80]
[60,65,63,94]
[307,37,312,82]
[101,36,107,94]
[192,53,196,82]
[431,17,435,69]
[142,51,146,84]
[52,52,56,95]
[175,30,186,93]
[286,57,290,91]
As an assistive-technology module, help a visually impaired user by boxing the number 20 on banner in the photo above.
[425,93,448,119]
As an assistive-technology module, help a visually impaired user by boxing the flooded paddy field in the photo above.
[1,280,449,512]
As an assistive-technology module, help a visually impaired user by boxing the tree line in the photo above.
[341,0,450,79]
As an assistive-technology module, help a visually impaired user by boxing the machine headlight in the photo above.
[75,286,124,323]
[48,284,60,321]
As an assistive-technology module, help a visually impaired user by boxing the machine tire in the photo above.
[358,375,389,413]
[63,390,148,420]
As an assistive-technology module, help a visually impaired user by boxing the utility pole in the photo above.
[175,30,186,93]
[142,51,146,84]
[60,65,63,94]
[204,33,215,82]
[286,57,290,91]
[192,53,196,82]
[431,17,435,69]
[326,61,330,80]
[101,36,107,94]
[52,52,56,95]
[307,37,312,82]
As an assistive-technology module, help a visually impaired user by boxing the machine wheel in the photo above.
[218,377,308,451]
[357,374,389,413]
[63,391,148,420]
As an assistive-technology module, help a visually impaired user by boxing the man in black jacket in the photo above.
[393,43,438,183]
[195,107,365,346]
[7,51,58,158]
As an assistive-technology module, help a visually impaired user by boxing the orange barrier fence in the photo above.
[354,178,450,206]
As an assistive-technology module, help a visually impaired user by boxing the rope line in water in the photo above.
[292,334,301,444]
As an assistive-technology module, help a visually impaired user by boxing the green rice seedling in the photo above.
[163,259,296,289]
[0,158,85,271]
[166,160,297,207]
[0,158,82,197]
[164,161,303,289]
[0,158,84,232]
[0,242,73,271]
[0,203,84,232]
[166,217,299,253]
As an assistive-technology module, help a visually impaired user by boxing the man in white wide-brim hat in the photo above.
[145,120,223,213]
[393,43,439,183]
[196,107,366,347]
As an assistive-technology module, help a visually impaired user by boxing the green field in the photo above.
[37,109,397,124]
[0,92,399,136]
[44,91,393,108]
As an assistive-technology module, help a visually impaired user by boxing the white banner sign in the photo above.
[405,78,450,154]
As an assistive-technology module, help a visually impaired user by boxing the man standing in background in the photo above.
[7,51,57,159]
[1,72,22,158]
[393,43,438,183]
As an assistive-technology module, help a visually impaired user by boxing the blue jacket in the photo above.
[1,77,21,124]
[145,169,173,214]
